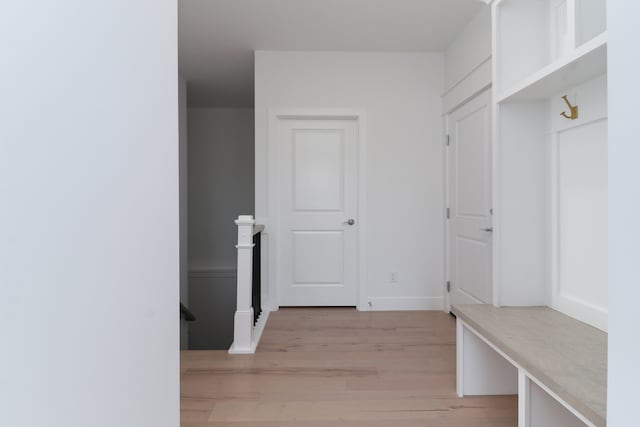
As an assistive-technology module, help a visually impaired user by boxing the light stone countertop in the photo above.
[452,304,607,427]
[253,224,265,235]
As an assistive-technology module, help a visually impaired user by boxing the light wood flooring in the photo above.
[181,308,517,426]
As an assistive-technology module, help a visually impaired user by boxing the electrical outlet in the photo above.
[390,272,398,283]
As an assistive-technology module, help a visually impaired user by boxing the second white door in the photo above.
[447,90,493,306]
[278,117,358,306]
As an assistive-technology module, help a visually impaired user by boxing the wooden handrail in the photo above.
[180,302,196,322]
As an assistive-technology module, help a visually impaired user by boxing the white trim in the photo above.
[456,320,464,396]
[267,109,368,311]
[357,114,368,312]
[230,215,256,353]
[443,113,451,313]
[251,310,269,351]
[267,110,279,311]
[442,58,493,115]
[518,369,531,426]
[259,231,273,311]
[235,244,254,249]
[228,309,253,354]
[228,310,270,355]
[367,296,443,311]
[566,0,577,52]
[549,115,609,332]
[442,55,492,97]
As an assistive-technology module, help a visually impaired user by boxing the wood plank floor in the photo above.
[181,308,517,426]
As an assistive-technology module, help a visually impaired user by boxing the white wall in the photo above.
[443,6,492,113]
[255,51,444,310]
[607,0,640,424]
[0,1,179,427]
[187,108,255,270]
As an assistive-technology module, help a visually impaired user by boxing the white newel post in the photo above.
[229,215,255,354]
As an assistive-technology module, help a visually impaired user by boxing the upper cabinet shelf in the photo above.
[497,33,606,103]
[494,0,607,103]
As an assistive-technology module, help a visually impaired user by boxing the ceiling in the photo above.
[179,0,484,107]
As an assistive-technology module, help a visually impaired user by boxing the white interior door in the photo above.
[447,90,493,306]
[278,118,358,306]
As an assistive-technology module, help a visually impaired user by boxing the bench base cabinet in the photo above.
[457,319,596,427]
[522,373,589,427]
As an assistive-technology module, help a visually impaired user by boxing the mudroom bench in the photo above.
[452,304,607,427]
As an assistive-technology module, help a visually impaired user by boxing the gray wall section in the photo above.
[187,273,237,350]
[187,108,254,349]
[187,108,255,270]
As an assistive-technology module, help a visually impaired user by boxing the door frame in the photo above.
[266,109,368,311]
[444,89,493,312]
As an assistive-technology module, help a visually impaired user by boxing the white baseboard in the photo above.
[552,296,608,332]
[228,310,270,355]
[365,296,444,311]
[251,310,269,351]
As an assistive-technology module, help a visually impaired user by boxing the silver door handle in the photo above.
[481,228,493,232]
[343,219,355,226]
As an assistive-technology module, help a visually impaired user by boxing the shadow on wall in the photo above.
[186,107,255,350]
[187,271,237,350]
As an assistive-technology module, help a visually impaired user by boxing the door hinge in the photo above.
[446,281,451,293]
[446,207,450,220]
[445,134,450,146]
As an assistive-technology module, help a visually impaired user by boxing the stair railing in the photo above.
[229,215,268,354]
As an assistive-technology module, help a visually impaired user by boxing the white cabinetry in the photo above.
[492,0,608,331]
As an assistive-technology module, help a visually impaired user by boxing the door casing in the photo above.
[266,109,368,311]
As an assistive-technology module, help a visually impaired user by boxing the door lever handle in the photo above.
[481,228,493,232]
[343,219,355,226]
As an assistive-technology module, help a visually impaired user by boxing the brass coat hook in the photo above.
[560,95,579,120]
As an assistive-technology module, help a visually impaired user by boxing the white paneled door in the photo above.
[447,90,493,306]
[278,118,359,306]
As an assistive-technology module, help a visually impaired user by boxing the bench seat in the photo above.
[452,304,607,427]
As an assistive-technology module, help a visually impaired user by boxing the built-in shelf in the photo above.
[492,0,609,332]
[497,32,607,103]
